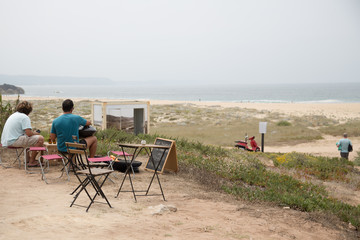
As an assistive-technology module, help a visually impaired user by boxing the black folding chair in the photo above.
[65,142,113,212]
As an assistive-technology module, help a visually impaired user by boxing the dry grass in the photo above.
[24,100,343,147]
[151,104,331,146]
[27,99,91,134]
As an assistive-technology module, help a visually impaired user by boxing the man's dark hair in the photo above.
[16,101,33,115]
[62,99,74,112]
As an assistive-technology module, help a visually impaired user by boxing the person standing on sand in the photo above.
[336,133,352,160]
[50,99,97,157]
[1,101,44,167]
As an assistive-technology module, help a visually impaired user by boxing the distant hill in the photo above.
[0,74,114,86]
[0,83,25,94]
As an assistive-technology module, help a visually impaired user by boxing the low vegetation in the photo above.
[276,120,291,126]
[0,94,19,135]
[95,128,360,230]
[353,152,360,167]
[269,152,356,182]
[320,120,360,137]
[150,104,326,146]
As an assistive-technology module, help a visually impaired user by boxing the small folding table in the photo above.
[115,143,170,202]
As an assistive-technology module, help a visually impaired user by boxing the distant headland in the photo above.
[0,83,25,95]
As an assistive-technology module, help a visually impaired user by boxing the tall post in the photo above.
[259,122,267,153]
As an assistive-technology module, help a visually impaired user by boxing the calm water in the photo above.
[18,82,360,103]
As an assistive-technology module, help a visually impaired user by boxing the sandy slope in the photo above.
[0,155,355,240]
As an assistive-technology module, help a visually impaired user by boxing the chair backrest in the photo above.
[65,142,89,172]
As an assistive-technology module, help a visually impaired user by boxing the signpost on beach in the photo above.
[259,122,267,152]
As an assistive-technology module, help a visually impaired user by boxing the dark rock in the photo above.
[0,84,25,95]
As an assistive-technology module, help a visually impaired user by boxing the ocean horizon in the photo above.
[11,82,360,103]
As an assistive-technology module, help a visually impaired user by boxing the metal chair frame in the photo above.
[38,153,70,184]
[66,142,113,212]
[0,144,25,169]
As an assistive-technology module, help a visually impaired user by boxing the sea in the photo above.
[16,82,360,103]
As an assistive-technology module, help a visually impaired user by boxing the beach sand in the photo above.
[1,96,359,239]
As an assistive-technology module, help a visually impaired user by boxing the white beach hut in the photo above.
[91,100,150,135]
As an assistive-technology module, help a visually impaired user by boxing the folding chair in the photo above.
[0,144,25,169]
[88,155,116,183]
[25,147,46,173]
[38,153,70,184]
[88,156,112,168]
[66,142,113,212]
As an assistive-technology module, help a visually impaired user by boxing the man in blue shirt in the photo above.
[50,99,97,157]
[336,133,352,160]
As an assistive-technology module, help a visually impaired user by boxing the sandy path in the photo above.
[266,135,359,161]
[0,155,353,240]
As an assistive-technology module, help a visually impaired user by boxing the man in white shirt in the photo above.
[1,101,44,167]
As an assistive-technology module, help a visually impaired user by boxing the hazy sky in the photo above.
[1,0,359,85]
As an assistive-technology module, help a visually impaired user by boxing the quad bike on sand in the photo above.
[235,135,260,152]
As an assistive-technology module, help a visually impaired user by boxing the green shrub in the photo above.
[353,151,360,166]
[0,94,19,136]
[270,152,353,181]
[277,120,291,126]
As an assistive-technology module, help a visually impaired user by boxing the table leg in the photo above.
[145,148,167,201]
[115,146,138,202]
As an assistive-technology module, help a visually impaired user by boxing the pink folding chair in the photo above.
[25,147,46,173]
[88,156,113,168]
[27,146,69,183]
[39,154,70,184]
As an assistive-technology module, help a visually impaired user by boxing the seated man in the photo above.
[50,99,97,158]
[1,101,44,167]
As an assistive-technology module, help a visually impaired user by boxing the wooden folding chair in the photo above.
[65,142,113,212]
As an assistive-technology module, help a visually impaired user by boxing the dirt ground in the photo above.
[0,153,358,240]
[266,135,359,161]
